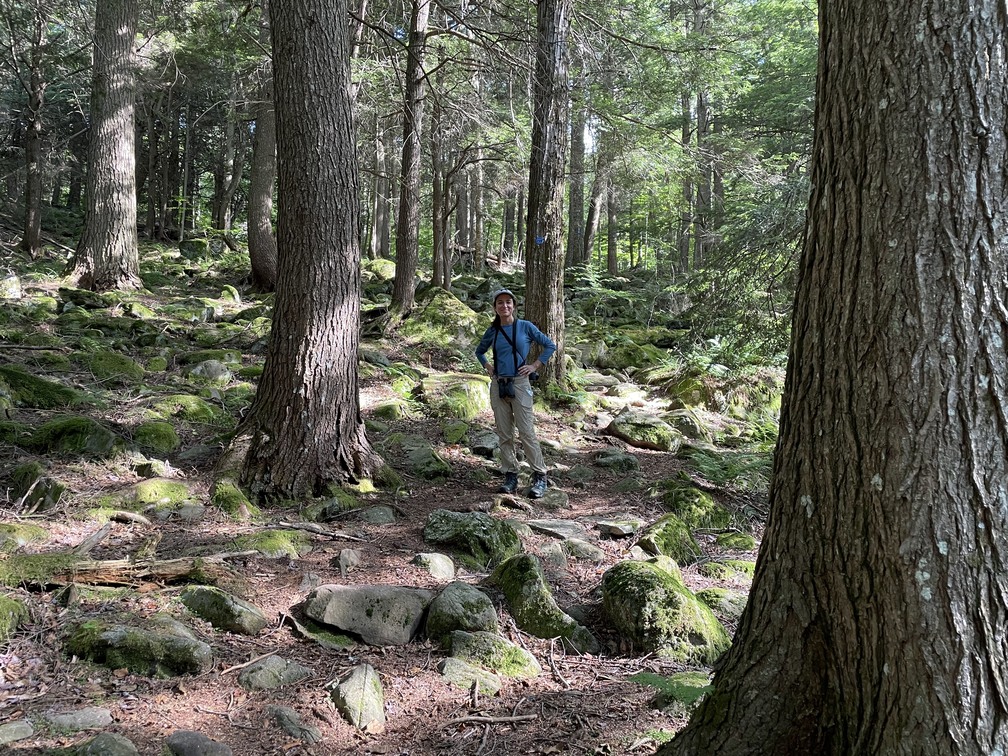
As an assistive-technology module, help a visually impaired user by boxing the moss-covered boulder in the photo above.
[180,585,269,635]
[386,434,452,480]
[601,559,730,662]
[490,554,599,654]
[82,350,144,386]
[125,478,199,508]
[695,587,748,621]
[716,531,757,551]
[28,416,123,458]
[637,514,702,565]
[423,509,521,569]
[210,478,262,522]
[437,657,502,696]
[414,372,491,421]
[178,238,209,259]
[653,475,732,530]
[424,581,498,644]
[630,670,713,711]
[605,407,684,452]
[0,523,49,552]
[0,593,27,639]
[447,630,542,678]
[65,615,214,676]
[238,654,312,691]
[234,529,312,559]
[57,286,117,310]
[331,663,385,731]
[150,393,233,426]
[0,365,84,409]
[399,287,483,349]
[132,420,180,453]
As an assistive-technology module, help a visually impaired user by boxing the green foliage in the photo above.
[679,446,772,495]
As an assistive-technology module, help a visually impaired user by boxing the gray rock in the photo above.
[448,630,541,678]
[469,430,499,459]
[44,706,112,730]
[338,548,361,577]
[77,732,140,755]
[65,615,213,676]
[187,360,233,385]
[527,518,591,541]
[389,434,452,480]
[331,663,385,732]
[540,541,568,569]
[490,554,600,655]
[0,719,33,746]
[0,274,21,300]
[238,654,312,690]
[637,514,702,565]
[424,581,498,643]
[359,505,396,524]
[423,509,521,569]
[180,586,268,635]
[592,447,640,471]
[303,585,434,646]
[437,656,502,696]
[412,552,455,580]
[595,518,643,538]
[165,730,232,755]
[266,705,322,744]
[564,538,606,563]
[564,464,597,487]
[604,407,685,452]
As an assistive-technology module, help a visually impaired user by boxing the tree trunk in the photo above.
[663,1,1008,754]
[247,0,277,292]
[473,148,485,272]
[502,187,516,262]
[368,112,386,260]
[22,4,45,257]
[678,94,692,272]
[239,0,380,500]
[583,156,605,262]
[431,96,448,289]
[71,0,140,291]
[606,178,617,275]
[566,93,585,268]
[390,0,431,315]
[524,0,571,385]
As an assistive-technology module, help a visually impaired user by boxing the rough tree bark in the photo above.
[238,0,380,500]
[663,1,1008,754]
[247,0,277,292]
[389,0,431,315]
[524,0,571,384]
[71,0,140,290]
[21,1,46,257]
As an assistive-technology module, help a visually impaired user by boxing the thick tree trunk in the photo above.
[390,0,431,315]
[664,2,1008,754]
[71,0,140,291]
[524,0,571,384]
[239,0,380,500]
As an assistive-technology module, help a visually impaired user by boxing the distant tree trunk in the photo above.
[524,0,571,384]
[583,157,605,261]
[390,0,431,315]
[502,187,516,262]
[456,165,469,265]
[71,0,140,291]
[215,76,245,230]
[473,148,485,272]
[606,178,617,274]
[247,77,277,290]
[368,112,388,260]
[566,95,585,268]
[430,96,449,289]
[21,3,46,257]
[379,124,394,258]
[678,94,692,272]
[516,186,525,259]
[663,0,1008,753]
[240,0,380,500]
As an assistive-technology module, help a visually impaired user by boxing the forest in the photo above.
[2,0,1007,754]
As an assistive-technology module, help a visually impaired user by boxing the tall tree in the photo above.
[389,0,431,315]
[247,1,277,291]
[239,0,380,498]
[524,0,571,384]
[663,0,1008,753]
[71,0,141,290]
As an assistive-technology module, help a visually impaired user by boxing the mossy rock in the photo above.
[0,523,50,552]
[0,552,77,587]
[663,407,714,443]
[695,587,748,621]
[630,670,713,711]
[424,582,498,644]
[423,509,521,570]
[605,407,684,452]
[82,350,144,386]
[442,419,469,445]
[637,514,702,565]
[371,398,415,421]
[654,475,732,530]
[490,554,599,654]
[123,300,158,319]
[722,559,756,578]
[234,529,312,559]
[65,615,213,677]
[180,585,268,635]
[57,286,117,310]
[387,434,452,481]
[151,394,233,427]
[448,630,542,678]
[305,487,360,521]
[0,365,84,409]
[601,560,730,663]
[132,421,180,453]
[211,478,262,522]
[127,478,198,507]
[715,531,757,551]
[414,373,491,421]
[177,348,243,365]
[178,238,209,259]
[0,420,31,445]
[147,356,169,371]
[696,561,734,580]
[28,416,123,458]
[0,593,27,639]
[398,288,483,349]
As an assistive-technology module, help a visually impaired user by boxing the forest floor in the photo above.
[0,242,763,755]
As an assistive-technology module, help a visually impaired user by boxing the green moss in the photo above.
[28,416,122,458]
[0,552,76,587]
[630,670,713,709]
[83,350,144,386]
[211,478,262,522]
[448,630,541,678]
[0,364,84,409]
[715,531,757,551]
[234,529,312,559]
[151,393,232,426]
[0,522,50,552]
[147,356,169,371]
[722,559,756,578]
[10,462,45,496]
[65,616,213,677]
[653,473,731,530]
[130,478,195,506]
[697,561,734,579]
[177,348,243,365]
[0,420,31,445]
[0,593,27,639]
[133,421,180,453]
[637,514,702,565]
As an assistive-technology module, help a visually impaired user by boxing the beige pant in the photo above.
[490,375,546,475]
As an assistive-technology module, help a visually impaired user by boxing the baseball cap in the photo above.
[491,288,516,305]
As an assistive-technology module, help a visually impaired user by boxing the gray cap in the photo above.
[491,288,516,305]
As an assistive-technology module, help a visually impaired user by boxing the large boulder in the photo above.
[601,559,730,663]
[490,554,599,654]
[28,416,123,458]
[0,365,84,409]
[448,630,542,678]
[636,513,702,565]
[423,509,521,569]
[398,287,483,350]
[414,372,491,421]
[424,581,498,644]
[604,407,684,452]
[386,434,452,481]
[65,615,213,676]
[303,585,434,646]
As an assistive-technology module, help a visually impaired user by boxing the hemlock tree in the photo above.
[524,0,571,384]
[71,0,141,290]
[663,2,1008,754]
[239,0,381,498]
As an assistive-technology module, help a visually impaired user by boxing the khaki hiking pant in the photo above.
[490,375,547,475]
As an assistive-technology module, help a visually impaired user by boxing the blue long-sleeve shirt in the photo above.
[475,320,556,377]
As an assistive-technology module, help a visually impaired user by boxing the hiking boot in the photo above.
[498,472,519,494]
[527,473,548,499]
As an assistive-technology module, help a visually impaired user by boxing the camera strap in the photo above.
[491,321,522,377]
